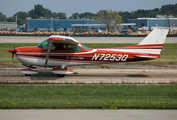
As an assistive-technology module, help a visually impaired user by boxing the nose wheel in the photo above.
[20,66,73,77]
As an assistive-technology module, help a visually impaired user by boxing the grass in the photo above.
[0,43,177,65]
[0,85,176,109]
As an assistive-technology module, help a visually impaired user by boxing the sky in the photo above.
[0,0,176,18]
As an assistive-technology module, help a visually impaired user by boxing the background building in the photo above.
[0,22,16,31]
[25,18,136,32]
[25,19,99,32]
[128,16,177,30]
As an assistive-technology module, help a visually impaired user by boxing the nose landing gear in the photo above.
[20,65,73,77]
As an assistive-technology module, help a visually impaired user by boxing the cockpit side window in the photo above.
[68,45,82,52]
[51,43,66,51]
[37,40,49,49]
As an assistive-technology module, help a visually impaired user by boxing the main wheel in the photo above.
[25,74,31,76]
[57,74,65,77]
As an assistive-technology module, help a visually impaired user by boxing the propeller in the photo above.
[8,44,16,60]
[12,44,16,60]
[7,43,16,60]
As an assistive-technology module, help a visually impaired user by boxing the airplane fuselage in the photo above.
[14,45,155,67]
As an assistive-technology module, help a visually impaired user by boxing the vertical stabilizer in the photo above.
[138,27,169,45]
[136,27,169,57]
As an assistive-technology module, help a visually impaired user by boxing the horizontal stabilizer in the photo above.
[134,55,159,59]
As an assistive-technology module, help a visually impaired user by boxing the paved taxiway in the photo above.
[0,36,177,43]
[1,68,177,84]
[0,110,176,120]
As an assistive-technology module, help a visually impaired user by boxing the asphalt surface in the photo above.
[0,36,177,43]
[0,110,176,120]
[1,68,177,84]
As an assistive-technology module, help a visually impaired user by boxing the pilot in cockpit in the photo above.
[53,44,65,51]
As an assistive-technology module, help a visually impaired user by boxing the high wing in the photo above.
[44,35,80,65]
[48,35,79,45]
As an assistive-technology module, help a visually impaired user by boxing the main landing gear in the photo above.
[25,74,31,76]
[57,74,65,77]
[20,66,73,77]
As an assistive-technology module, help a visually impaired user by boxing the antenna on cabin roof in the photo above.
[68,32,73,37]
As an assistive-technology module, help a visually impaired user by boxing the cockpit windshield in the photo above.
[81,44,90,50]
[37,40,49,49]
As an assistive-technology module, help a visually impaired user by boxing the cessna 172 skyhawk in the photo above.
[8,27,169,77]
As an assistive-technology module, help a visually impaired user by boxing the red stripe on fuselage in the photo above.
[103,44,163,49]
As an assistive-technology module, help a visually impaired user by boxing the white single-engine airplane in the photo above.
[8,27,169,77]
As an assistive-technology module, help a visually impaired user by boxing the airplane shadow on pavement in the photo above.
[126,74,149,77]
[29,73,149,80]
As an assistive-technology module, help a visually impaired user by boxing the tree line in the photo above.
[0,4,68,25]
[119,3,177,22]
[0,3,177,25]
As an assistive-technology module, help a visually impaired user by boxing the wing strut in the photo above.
[44,41,53,65]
